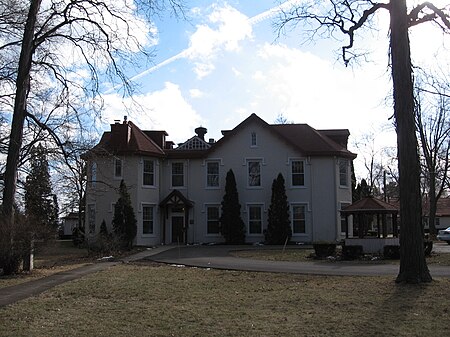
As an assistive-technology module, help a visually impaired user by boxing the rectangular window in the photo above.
[248,161,261,187]
[292,205,306,234]
[291,160,305,186]
[251,132,257,147]
[172,162,184,187]
[142,205,154,234]
[206,161,219,187]
[143,160,154,186]
[88,204,96,234]
[114,158,122,178]
[207,206,220,234]
[90,162,97,187]
[339,159,348,186]
[248,205,262,234]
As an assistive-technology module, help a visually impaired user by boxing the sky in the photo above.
[97,0,450,178]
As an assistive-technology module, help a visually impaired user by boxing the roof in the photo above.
[341,197,399,214]
[215,113,356,159]
[63,212,79,220]
[159,190,194,208]
[85,121,165,158]
[424,197,450,217]
[271,123,356,158]
[86,113,356,160]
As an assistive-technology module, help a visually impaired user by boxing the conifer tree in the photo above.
[24,144,59,236]
[265,173,291,245]
[220,169,245,244]
[112,180,137,249]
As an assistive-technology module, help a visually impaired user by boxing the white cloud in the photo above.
[250,43,392,131]
[100,82,203,143]
[189,89,204,98]
[186,3,253,78]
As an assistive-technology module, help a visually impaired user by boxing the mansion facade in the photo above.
[84,113,356,246]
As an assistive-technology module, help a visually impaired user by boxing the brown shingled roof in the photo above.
[87,113,357,160]
[271,123,356,158]
[423,197,450,217]
[341,197,399,214]
[216,113,356,159]
[87,121,165,157]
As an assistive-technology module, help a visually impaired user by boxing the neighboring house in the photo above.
[83,113,357,246]
[423,197,450,230]
[61,212,79,237]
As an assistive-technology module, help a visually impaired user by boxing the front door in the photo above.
[171,216,184,244]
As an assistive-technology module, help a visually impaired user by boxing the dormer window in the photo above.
[251,132,257,147]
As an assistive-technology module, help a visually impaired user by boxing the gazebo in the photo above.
[340,197,399,253]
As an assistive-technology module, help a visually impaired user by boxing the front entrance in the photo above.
[171,216,184,244]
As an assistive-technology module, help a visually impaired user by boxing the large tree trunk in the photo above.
[390,0,432,283]
[1,0,42,221]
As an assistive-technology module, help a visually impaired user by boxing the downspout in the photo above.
[333,157,339,242]
[307,156,314,243]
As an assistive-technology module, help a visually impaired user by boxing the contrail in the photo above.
[104,0,300,94]
[249,0,301,25]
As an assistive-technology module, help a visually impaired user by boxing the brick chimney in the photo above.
[110,117,131,151]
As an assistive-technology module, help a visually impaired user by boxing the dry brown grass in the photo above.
[232,248,450,266]
[0,263,449,337]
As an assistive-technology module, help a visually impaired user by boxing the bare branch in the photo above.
[408,2,450,29]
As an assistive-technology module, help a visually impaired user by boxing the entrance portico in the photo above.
[159,190,194,244]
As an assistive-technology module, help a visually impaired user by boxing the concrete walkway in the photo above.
[2,244,450,308]
[0,246,172,308]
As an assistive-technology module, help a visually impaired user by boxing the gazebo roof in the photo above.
[341,197,398,215]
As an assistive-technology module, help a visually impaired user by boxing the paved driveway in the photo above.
[434,241,450,253]
[147,245,450,277]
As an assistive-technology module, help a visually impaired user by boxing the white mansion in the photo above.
[84,113,356,246]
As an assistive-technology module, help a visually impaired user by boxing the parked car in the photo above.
[437,227,450,244]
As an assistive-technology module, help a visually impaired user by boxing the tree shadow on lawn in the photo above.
[348,280,447,337]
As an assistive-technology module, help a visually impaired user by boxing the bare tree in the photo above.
[415,75,450,236]
[279,0,450,283]
[353,129,388,195]
[0,0,184,220]
[0,0,184,275]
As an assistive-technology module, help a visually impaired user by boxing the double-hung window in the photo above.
[206,205,220,234]
[339,159,349,187]
[248,205,263,234]
[248,161,261,187]
[206,161,219,188]
[291,160,305,186]
[142,205,154,234]
[292,204,306,234]
[172,162,184,187]
[143,160,154,186]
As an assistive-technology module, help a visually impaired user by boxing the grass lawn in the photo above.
[0,262,449,337]
[232,247,450,266]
